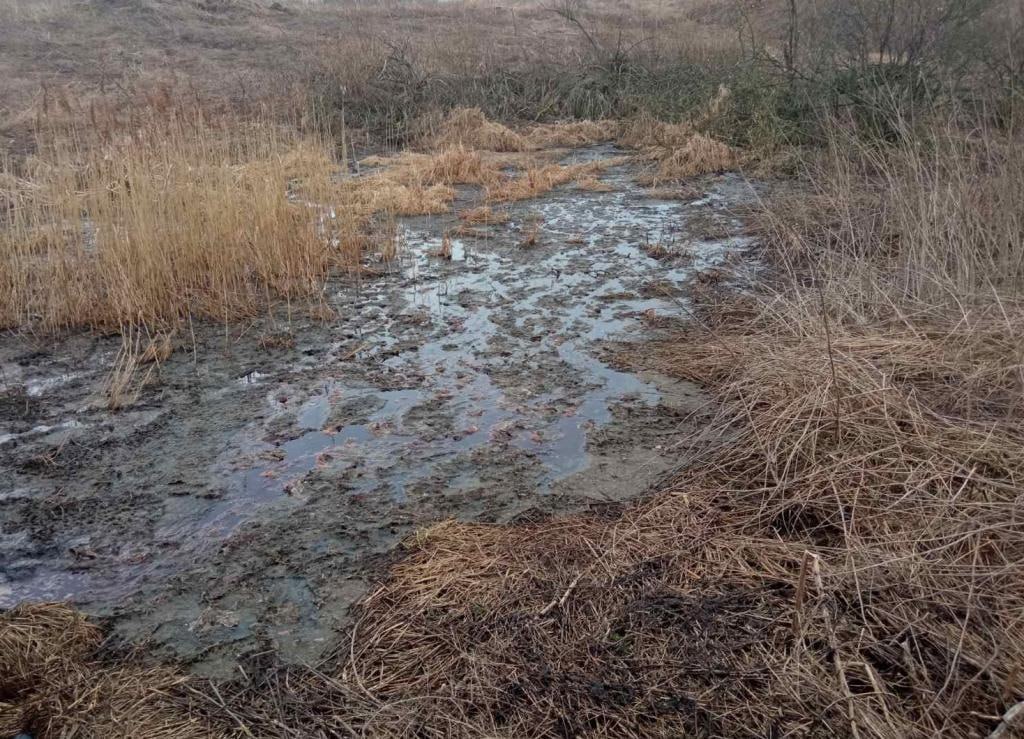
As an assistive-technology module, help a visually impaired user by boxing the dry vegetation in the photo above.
[0,102,732,332]
[0,0,735,151]
[0,116,349,331]
[640,132,739,183]
[0,604,224,738]
[2,0,1024,737]
[309,116,1023,739]
[5,115,1022,737]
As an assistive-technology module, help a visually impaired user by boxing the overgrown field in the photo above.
[2,0,1024,737]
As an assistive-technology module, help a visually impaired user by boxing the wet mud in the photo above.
[0,148,757,676]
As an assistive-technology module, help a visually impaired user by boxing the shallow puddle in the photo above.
[184,159,754,541]
[0,149,757,649]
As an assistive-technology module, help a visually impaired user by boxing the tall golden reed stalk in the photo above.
[0,116,350,331]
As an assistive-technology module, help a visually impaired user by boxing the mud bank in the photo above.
[0,149,757,676]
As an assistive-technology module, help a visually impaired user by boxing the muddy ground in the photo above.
[0,148,756,677]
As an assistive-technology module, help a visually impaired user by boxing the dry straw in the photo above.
[0,603,228,738]
[0,116,349,331]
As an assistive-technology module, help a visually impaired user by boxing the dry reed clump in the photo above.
[518,220,542,248]
[362,145,501,187]
[104,324,174,409]
[618,87,730,152]
[524,120,619,149]
[640,133,739,184]
[421,145,494,184]
[485,160,621,203]
[0,117,350,331]
[339,177,457,218]
[0,603,226,738]
[574,173,614,192]
[458,205,510,225]
[618,113,695,150]
[432,107,529,153]
[617,104,738,184]
[769,126,1024,313]
[356,111,628,212]
[346,145,510,217]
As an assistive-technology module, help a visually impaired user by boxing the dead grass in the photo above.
[618,113,696,150]
[350,145,510,217]
[0,116,351,331]
[0,603,100,691]
[4,131,1023,736]
[104,327,157,411]
[331,307,1024,736]
[429,111,617,156]
[525,119,619,149]
[485,160,622,203]
[618,93,740,185]
[638,132,740,184]
[458,205,510,225]
[4,70,1021,739]
[363,145,501,187]
[317,122,1024,738]
[770,124,1024,313]
[574,173,614,192]
[0,603,226,738]
[519,221,542,248]
[339,176,457,218]
[432,107,529,153]
[0,0,742,156]
[0,106,634,338]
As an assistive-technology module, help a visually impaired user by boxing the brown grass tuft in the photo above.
[486,160,621,203]
[347,146,509,218]
[0,603,100,692]
[458,205,510,225]
[519,221,542,248]
[574,173,614,192]
[618,113,694,150]
[433,107,529,153]
[140,333,174,364]
[641,133,739,184]
[525,120,618,149]
[340,177,457,218]
[0,603,227,738]
[368,146,500,187]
